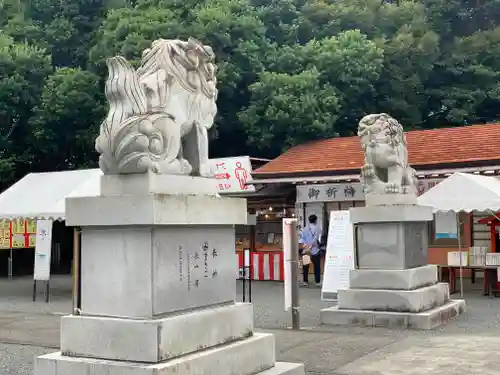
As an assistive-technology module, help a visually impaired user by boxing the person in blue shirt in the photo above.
[298,214,322,287]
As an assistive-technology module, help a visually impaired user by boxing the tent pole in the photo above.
[8,248,12,280]
[457,215,464,298]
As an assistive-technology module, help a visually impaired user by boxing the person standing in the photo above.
[299,214,322,287]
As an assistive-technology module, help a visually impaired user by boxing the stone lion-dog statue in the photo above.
[95,38,218,176]
[358,113,417,196]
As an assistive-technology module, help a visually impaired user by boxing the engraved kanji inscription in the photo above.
[178,246,184,281]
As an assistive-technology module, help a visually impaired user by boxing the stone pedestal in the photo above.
[352,205,430,270]
[35,174,304,375]
[321,203,466,330]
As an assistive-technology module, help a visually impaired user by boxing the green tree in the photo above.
[88,7,187,73]
[2,0,500,184]
[0,42,52,186]
[240,68,340,156]
[0,32,13,48]
[425,27,500,127]
[306,30,384,136]
[29,68,105,171]
[22,0,109,67]
[240,30,384,156]
[0,0,22,26]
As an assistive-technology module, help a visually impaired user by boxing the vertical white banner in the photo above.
[321,211,355,301]
[282,218,296,311]
[34,220,53,281]
[242,248,250,280]
[236,254,240,279]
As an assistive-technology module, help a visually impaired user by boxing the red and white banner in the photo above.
[237,251,284,281]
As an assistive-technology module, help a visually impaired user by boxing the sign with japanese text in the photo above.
[296,183,364,203]
[0,221,10,249]
[0,219,37,249]
[210,156,255,194]
[296,178,443,203]
[34,219,53,281]
[321,210,355,301]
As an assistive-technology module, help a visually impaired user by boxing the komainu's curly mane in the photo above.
[137,38,217,121]
[358,113,416,196]
[95,38,219,175]
[358,113,408,166]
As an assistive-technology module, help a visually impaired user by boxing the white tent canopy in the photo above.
[418,172,500,213]
[0,169,102,221]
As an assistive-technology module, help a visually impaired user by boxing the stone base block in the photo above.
[350,204,433,224]
[36,333,276,375]
[259,362,305,375]
[365,193,417,207]
[337,283,450,313]
[99,173,218,196]
[349,265,438,290]
[355,220,429,269]
[61,303,253,363]
[320,299,466,330]
[66,193,247,226]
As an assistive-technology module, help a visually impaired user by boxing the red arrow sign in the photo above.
[216,173,230,180]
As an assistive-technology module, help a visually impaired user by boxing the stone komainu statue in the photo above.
[95,38,218,176]
[358,113,417,196]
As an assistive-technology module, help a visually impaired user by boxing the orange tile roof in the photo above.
[255,123,500,176]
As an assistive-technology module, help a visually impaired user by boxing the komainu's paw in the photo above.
[385,183,400,194]
[361,164,376,178]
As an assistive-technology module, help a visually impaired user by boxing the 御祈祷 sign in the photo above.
[296,178,443,203]
[297,183,363,203]
[0,219,37,249]
[210,156,255,194]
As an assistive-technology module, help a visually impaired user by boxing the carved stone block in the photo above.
[356,221,429,270]
[78,224,236,318]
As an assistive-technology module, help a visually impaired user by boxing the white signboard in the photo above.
[33,220,53,281]
[296,178,443,203]
[321,211,355,301]
[210,156,255,194]
[435,211,458,239]
[282,218,296,311]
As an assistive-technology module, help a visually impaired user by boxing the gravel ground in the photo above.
[0,276,332,328]
[0,275,499,333]
[0,344,52,375]
[1,276,500,375]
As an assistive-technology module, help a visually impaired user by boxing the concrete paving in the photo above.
[334,335,500,375]
[0,276,500,374]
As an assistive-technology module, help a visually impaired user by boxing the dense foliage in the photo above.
[1,0,500,188]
